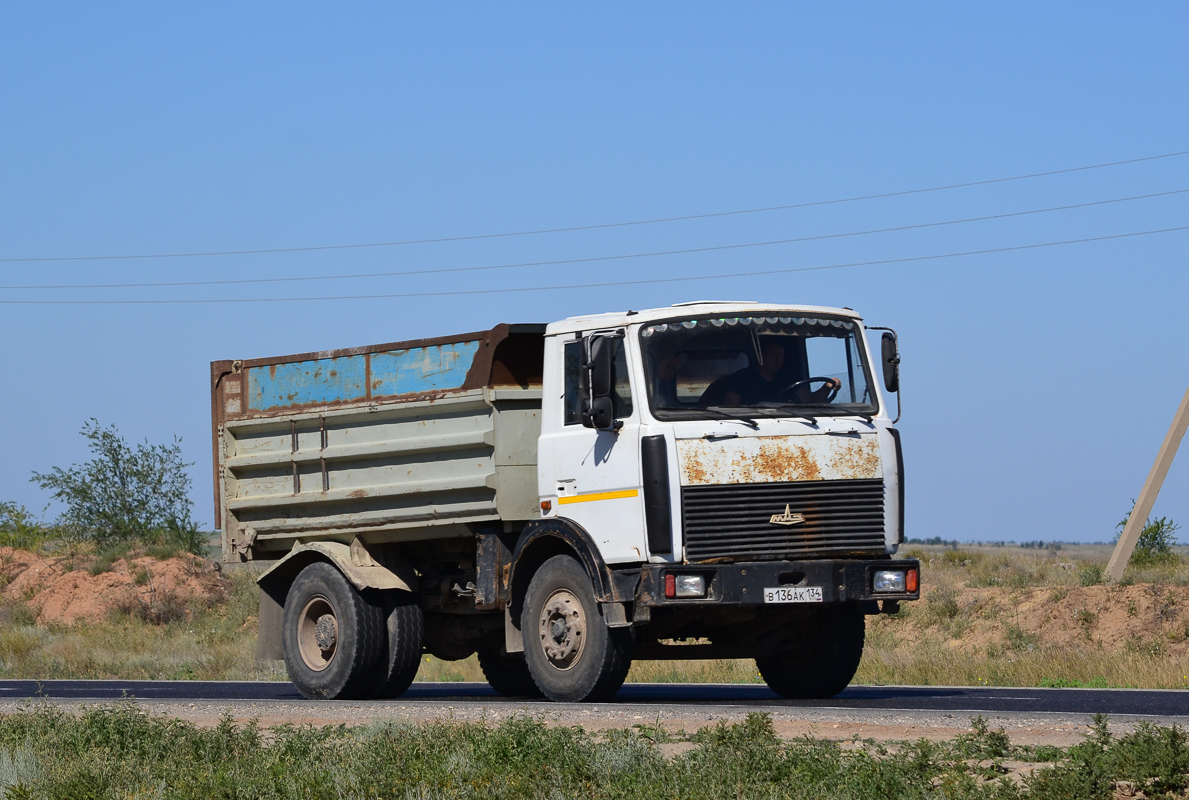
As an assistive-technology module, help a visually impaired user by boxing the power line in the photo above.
[2,149,1187,265]
[4,187,1185,291]
[3,224,1185,305]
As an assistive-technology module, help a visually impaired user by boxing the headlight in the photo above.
[873,569,906,593]
[664,573,707,598]
[675,574,706,598]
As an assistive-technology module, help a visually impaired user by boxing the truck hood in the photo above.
[673,432,882,486]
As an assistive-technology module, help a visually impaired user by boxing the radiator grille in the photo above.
[681,479,885,561]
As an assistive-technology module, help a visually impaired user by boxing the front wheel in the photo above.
[522,555,632,702]
[756,604,865,699]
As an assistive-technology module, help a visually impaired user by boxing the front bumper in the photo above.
[633,558,920,609]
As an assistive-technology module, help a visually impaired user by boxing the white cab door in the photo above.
[539,334,646,564]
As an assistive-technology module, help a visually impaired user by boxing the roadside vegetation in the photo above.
[853,537,1189,690]
[0,705,1184,798]
[0,563,279,681]
[0,421,278,681]
[6,420,205,558]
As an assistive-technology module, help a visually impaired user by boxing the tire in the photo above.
[522,555,632,702]
[478,648,543,698]
[369,591,425,699]
[756,604,865,699]
[281,562,386,700]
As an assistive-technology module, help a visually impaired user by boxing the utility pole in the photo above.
[1106,385,1189,582]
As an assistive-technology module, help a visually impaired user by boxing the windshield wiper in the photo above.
[703,406,760,429]
[792,404,876,424]
[756,404,818,425]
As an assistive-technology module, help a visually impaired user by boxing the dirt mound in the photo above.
[0,548,228,625]
[887,581,1189,657]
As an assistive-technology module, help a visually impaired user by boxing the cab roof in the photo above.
[545,301,863,336]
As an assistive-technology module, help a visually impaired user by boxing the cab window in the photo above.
[563,341,582,425]
[610,338,634,418]
[563,336,633,424]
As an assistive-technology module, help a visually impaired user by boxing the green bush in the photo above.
[1026,714,1189,798]
[923,584,961,624]
[87,543,133,576]
[1078,564,1104,586]
[953,715,1010,760]
[0,503,52,552]
[1005,624,1039,652]
[30,420,204,554]
[1116,502,1182,567]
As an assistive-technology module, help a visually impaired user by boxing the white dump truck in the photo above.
[211,301,919,702]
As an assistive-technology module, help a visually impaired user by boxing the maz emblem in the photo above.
[769,504,806,526]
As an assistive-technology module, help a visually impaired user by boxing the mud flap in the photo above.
[505,607,524,654]
[256,588,284,661]
[601,601,632,628]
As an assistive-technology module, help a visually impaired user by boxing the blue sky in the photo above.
[2,4,1187,542]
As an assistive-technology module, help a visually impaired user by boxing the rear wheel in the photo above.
[477,648,542,698]
[522,555,632,702]
[282,562,386,700]
[755,604,865,699]
[369,592,425,698]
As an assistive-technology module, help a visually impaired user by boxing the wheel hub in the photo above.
[538,590,586,669]
[314,614,338,652]
[297,595,338,671]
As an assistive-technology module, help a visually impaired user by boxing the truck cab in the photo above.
[514,302,916,699]
[539,301,902,561]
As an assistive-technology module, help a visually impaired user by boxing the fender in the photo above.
[503,517,638,653]
[507,518,616,606]
[252,538,418,662]
[256,539,419,596]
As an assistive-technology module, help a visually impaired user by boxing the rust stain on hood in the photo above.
[676,435,881,486]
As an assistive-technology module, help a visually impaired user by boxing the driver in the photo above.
[650,345,683,408]
[720,339,839,406]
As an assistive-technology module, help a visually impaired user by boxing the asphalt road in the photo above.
[1,681,1185,717]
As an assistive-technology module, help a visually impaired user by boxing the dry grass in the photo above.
[415,654,485,682]
[903,543,1189,589]
[627,658,760,684]
[0,567,283,681]
[417,654,767,684]
[414,656,766,685]
[847,544,1189,689]
[856,631,1189,689]
[416,655,767,684]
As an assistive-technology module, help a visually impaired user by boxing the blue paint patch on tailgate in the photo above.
[247,356,367,411]
[371,341,480,397]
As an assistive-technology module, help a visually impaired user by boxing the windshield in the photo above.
[639,314,877,420]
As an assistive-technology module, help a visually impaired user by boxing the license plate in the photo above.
[763,586,823,604]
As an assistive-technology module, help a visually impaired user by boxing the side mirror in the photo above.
[584,396,616,430]
[581,334,621,431]
[881,332,900,394]
[586,335,614,398]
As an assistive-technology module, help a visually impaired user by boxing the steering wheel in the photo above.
[779,377,840,404]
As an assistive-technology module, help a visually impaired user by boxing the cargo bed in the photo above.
[211,324,545,562]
